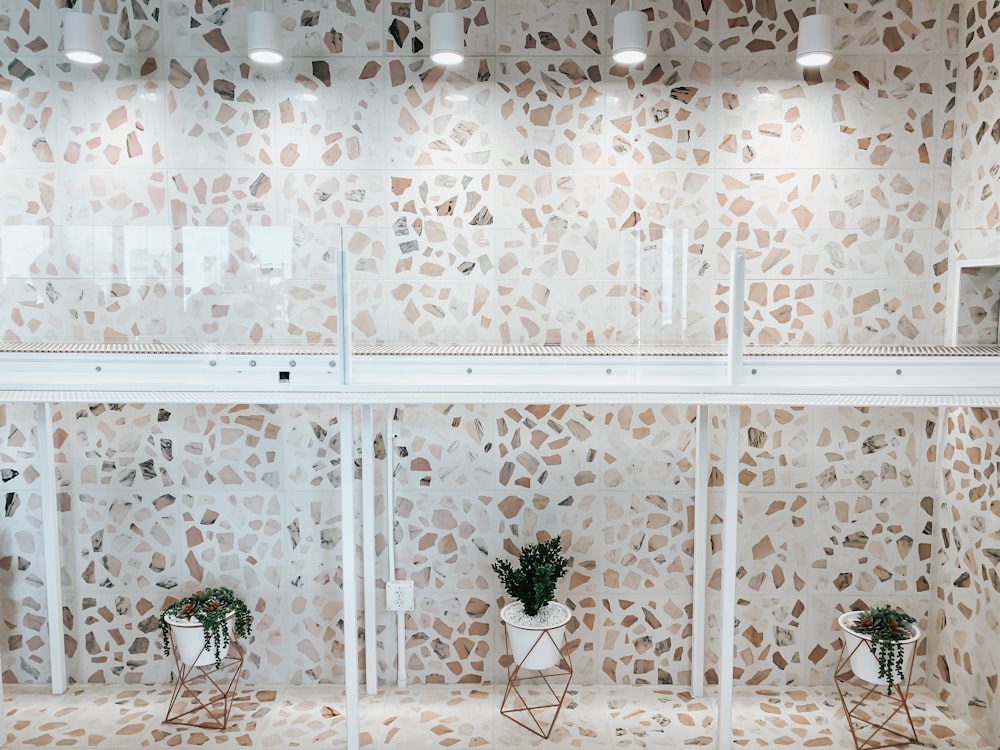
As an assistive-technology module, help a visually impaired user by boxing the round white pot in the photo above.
[166,611,236,667]
[500,602,571,671]
[838,611,920,686]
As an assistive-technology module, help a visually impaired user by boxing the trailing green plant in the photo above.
[848,605,916,695]
[492,537,569,618]
[159,586,253,669]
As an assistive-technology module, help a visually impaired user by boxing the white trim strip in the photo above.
[691,404,709,698]
[361,405,378,696]
[718,404,741,749]
[340,405,360,750]
[37,402,67,695]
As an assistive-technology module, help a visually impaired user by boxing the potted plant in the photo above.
[492,536,570,670]
[838,605,920,695]
[159,586,253,669]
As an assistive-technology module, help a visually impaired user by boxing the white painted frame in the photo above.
[949,255,1000,346]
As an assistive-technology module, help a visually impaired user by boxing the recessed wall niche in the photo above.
[955,263,1000,346]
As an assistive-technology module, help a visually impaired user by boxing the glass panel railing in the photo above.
[0,223,341,348]
[342,224,703,349]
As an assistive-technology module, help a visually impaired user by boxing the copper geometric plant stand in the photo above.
[834,635,918,750]
[164,638,244,731]
[499,621,573,739]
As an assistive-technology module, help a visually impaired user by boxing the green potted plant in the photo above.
[492,536,570,670]
[159,586,253,669]
[838,605,920,695]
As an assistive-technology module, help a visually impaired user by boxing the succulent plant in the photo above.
[159,586,253,669]
[848,605,916,695]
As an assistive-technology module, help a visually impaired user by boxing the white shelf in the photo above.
[0,345,997,405]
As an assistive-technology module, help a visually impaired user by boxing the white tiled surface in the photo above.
[1,683,991,749]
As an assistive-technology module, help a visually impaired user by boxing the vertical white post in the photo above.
[340,405,360,750]
[37,402,67,695]
[385,408,407,687]
[727,251,746,386]
[361,405,378,696]
[337,248,352,385]
[691,403,709,697]
[718,404,741,749]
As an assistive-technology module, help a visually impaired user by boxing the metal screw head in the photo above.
[249,360,257,367]
[329,360,337,368]
[209,360,217,367]
[95,365,102,372]
[466,367,473,374]
[896,368,902,375]
[289,360,297,367]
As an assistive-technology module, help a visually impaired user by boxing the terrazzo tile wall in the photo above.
[0,0,959,346]
[929,0,1000,742]
[0,0,998,744]
[2,402,353,686]
[1,400,939,691]
[387,402,938,688]
[927,407,1000,746]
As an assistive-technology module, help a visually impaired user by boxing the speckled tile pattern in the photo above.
[36,403,348,686]
[0,684,992,749]
[1,402,943,693]
[952,0,1000,232]
[927,407,1000,748]
[0,0,960,347]
[0,0,998,745]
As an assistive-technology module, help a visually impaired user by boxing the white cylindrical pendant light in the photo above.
[64,10,104,65]
[796,13,833,66]
[430,11,464,66]
[248,10,283,64]
[612,9,647,65]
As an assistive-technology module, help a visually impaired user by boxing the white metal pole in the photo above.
[37,402,67,694]
[718,403,741,749]
[340,405,360,750]
[361,405,377,696]
[691,403,709,697]
[385,408,407,687]
[337,248,352,385]
[727,251,746,385]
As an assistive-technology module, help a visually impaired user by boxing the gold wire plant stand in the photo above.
[499,621,573,739]
[164,639,245,731]
[834,636,918,750]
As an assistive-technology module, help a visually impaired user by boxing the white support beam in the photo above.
[691,404,709,698]
[385,408,407,688]
[340,405,360,750]
[361,405,378,696]
[727,251,746,386]
[37,402,67,695]
[337,250,351,385]
[718,404,741,749]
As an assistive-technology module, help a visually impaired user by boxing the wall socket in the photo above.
[386,580,414,612]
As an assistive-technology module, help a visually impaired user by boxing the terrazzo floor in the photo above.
[1,683,992,749]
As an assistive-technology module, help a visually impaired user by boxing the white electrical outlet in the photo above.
[386,580,414,612]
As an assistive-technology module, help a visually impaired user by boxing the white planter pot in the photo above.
[500,602,571,671]
[166,611,236,667]
[838,611,920,686]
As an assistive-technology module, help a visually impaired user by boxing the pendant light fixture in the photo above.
[248,7,283,64]
[430,2,464,66]
[796,2,833,67]
[612,3,647,65]
[63,5,104,65]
